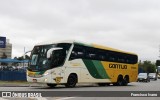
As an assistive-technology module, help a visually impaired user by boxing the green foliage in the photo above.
[16,55,30,60]
[12,55,30,66]
[138,60,156,73]
[25,55,30,60]
[156,60,160,66]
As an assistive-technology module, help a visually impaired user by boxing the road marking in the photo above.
[55,97,76,100]
[35,97,48,100]
[0,98,8,100]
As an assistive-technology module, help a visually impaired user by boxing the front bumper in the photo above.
[137,78,148,82]
[27,75,52,83]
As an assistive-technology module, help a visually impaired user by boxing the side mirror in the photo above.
[47,48,63,59]
[47,48,55,59]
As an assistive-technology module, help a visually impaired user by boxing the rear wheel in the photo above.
[65,74,77,88]
[47,83,57,88]
[117,78,123,86]
[123,76,129,86]
[114,75,124,86]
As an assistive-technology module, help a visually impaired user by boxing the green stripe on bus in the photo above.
[35,71,45,75]
[92,60,110,79]
[82,59,102,79]
[74,42,92,47]
[39,71,45,75]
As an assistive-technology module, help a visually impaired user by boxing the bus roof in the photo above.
[36,40,137,55]
[74,41,137,55]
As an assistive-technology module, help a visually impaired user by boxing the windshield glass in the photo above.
[28,43,71,71]
[138,73,147,76]
[149,73,156,76]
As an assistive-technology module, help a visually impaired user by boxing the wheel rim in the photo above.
[68,76,76,87]
[118,80,123,86]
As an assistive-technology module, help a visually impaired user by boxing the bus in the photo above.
[27,40,138,87]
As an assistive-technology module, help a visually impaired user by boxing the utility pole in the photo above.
[156,45,160,75]
[159,45,160,59]
[23,47,25,69]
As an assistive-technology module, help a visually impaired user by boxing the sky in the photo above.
[0,0,160,62]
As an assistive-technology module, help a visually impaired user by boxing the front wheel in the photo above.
[65,74,77,88]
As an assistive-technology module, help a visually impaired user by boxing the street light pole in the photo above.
[159,45,160,59]
[23,47,25,69]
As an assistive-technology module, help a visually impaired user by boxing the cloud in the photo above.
[0,0,160,61]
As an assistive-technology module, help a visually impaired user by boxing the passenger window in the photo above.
[69,45,85,60]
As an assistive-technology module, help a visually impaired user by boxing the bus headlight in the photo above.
[44,78,48,82]
[43,72,50,76]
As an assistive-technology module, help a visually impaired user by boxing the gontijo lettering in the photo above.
[109,63,127,69]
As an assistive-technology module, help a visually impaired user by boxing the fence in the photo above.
[0,71,26,81]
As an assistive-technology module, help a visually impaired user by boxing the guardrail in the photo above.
[0,71,26,81]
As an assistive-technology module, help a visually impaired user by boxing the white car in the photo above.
[149,73,157,80]
[158,74,160,79]
[137,73,150,82]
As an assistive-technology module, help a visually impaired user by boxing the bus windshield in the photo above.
[28,43,71,71]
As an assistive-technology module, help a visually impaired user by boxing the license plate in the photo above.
[33,79,37,82]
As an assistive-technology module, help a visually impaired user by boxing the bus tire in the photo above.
[113,83,117,86]
[47,83,57,88]
[116,75,123,86]
[65,74,77,88]
[123,76,129,86]
[123,78,128,86]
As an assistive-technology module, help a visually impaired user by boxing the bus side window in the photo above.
[77,51,84,58]
[117,53,124,63]
[84,47,90,59]
[108,52,114,62]
[127,55,136,64]
[126,58,130,63]
[69,45,85,60]
[85,47,97,60]
[89,53,96,60]
[70,51,77,60]
[99,54,105,61]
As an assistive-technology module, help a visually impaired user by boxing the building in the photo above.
[0,39,12,58]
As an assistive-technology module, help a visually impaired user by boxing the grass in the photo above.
[0,81,46,87]
[0,81,29,84]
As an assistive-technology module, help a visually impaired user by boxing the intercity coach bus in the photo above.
[27,40,138,87]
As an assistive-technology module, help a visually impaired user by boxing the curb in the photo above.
[0,83,47,87]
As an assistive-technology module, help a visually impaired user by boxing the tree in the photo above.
[13,54,30,61]
[25,55,30,60]
[138,60,156,73]
[12,57,18,66]
[17,56,24,60]
[156,60,160,66]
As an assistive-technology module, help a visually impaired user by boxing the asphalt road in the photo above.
[0,79,160,100]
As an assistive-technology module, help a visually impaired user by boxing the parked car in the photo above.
[137,73,150,82]
[148,73,157,80]
[158,74,160,79]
